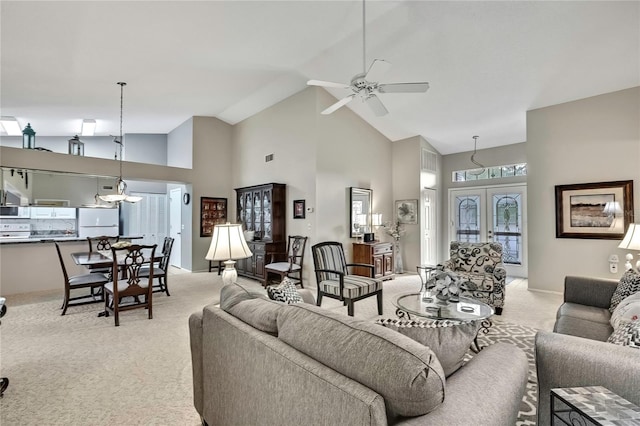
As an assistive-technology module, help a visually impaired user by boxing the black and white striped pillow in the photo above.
[607,320,640,349]
[267,277,303,304]
[610,270,640,313]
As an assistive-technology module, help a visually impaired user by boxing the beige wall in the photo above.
[527,87,640,292]
[232,87,393,285]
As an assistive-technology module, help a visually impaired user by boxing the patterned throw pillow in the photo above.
[610,292,640,329]
[610,270,640,313]
[267,277,303,304]
[607,320,640,349]
[376,318,480,377]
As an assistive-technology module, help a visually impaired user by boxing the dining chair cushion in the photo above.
[265,262,301,273]
[104,278,150,293]
[277,303,445,417]
[375,318,480,377]
[318,275,383,299]
[68,273,109,286]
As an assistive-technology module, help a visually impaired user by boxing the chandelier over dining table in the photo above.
[98,82,142,204]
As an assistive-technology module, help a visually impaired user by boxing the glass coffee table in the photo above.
[393,291,494,351]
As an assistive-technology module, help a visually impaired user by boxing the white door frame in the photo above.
[169,188,182,268]
[448,183,527,277]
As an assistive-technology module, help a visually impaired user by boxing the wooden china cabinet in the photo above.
[234,183,286,282]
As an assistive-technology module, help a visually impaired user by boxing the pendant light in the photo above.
[99,82,142,204]
[468,135,486,176]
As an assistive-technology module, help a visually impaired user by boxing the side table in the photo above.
[551,386,640,425]
[416,264,437,291]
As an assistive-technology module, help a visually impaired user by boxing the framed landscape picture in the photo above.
[555,180,633,239]
[200,197,227,237]
[395,199,418,224]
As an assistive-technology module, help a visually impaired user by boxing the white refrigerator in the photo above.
[78,208,120,238]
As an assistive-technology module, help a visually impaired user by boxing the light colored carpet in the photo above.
[0,270,560,425]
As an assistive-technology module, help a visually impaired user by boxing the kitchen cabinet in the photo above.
[235,183,286,282]
[352,241,394,280]
[30,207,76,219]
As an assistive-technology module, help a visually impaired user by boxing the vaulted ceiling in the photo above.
[1,1,638,154]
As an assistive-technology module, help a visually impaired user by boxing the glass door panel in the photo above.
[449,185,527,277]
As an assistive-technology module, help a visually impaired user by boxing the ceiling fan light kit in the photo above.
[307,0,429,116]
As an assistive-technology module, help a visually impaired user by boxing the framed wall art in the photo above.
[200,197,227,237]
[293,199,305,219]
[555,180,633,239]
[395,199,418,224]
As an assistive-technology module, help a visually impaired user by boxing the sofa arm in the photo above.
[563,276,618,308]
[395,343,528,426]
[189,311,204,419]
[535,330,640,426]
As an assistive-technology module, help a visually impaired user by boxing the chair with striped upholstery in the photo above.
[311,241,383,317]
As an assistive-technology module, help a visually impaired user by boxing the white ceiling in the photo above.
[1,1,638,155]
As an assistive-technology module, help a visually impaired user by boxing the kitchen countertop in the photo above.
[0,235,143,244]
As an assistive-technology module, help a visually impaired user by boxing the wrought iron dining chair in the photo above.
[103,244,157,327]
[55,241,109,316]
[263,235,308,288]
[311,241,383,317]
[140,237,174,296]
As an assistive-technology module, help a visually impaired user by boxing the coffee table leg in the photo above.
[395,308,411,320]
[471,318,493,353]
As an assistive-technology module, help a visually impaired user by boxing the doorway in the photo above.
[449,184,527,277]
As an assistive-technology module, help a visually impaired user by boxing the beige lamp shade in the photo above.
[205,223,253,261]
[618,223,640,250]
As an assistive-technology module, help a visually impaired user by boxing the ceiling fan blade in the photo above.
[307,80,351,89]
[365,94,389,116]
[321,94,355,115]
[378,82,430,93]
[364,59,392,83]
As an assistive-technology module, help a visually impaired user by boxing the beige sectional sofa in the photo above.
[189,283,529,426]
[535,276,640,426]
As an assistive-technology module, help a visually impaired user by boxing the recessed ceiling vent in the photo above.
[265,154,274,162]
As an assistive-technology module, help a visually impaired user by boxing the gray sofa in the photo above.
[190,284,529,426]
[535,275,640,426]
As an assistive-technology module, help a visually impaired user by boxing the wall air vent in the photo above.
[421,149,437,172]
[265,154,274,162]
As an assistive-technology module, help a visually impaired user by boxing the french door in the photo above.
[449,184,527,277]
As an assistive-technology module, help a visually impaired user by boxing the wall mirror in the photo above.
[349,187,372,238]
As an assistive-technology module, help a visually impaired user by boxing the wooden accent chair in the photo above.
[55,241,109,316]
[103,244,157,327]
[140,237,174,296]
[264,235,308,288]
[311,241,383,317]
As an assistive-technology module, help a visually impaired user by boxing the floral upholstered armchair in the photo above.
[441,241,507,314]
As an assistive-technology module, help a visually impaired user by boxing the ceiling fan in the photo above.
[307,0,429,116]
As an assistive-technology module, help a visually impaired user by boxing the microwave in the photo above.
[0,206,31,218]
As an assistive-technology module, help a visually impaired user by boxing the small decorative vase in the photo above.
[393,239,404,274]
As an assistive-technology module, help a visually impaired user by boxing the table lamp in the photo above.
[618,223,640,271]
[205,223,253,286]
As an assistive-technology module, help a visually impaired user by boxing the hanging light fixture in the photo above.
[99,82,142,204]
[468,135,486,176]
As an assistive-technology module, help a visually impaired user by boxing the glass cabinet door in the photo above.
[262,189,272,240]
[253,191,262,238]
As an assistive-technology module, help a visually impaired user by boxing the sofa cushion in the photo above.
[266,277,303,304]
[610,270,640,313]
[375,318,479,377]
[219,283,281,335]
[554,304,613,342]
[277,303,445,417]
[607,320,640,349]
[611,292,640,329]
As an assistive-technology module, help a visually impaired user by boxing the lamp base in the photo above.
[221,260,237,286]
